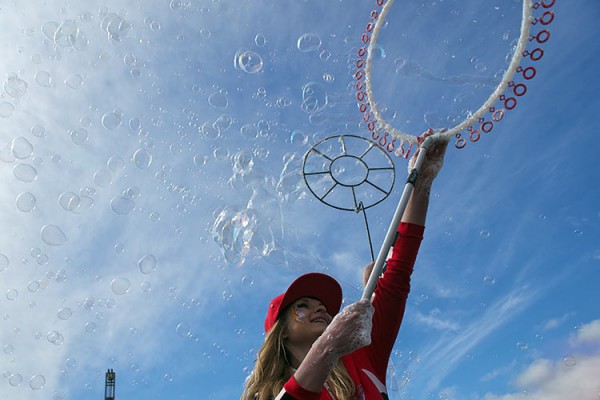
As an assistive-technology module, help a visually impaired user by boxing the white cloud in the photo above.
[482,319,600,400]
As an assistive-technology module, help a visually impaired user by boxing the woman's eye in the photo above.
[296,303,307,308]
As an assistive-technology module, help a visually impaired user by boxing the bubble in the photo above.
[290,130,308,146]
[59,192,81,212]
[16,192,37,212]
[149,212,160,222]
[208,91,228,110]
[254,33,266,47]
[93,169,112,188]
[323,73,334,82]
[13,163,38,182]
[107,156,125,172]
[114,243,125,253]
[213,114,232,133]
[27,280,40,292]
[11,137,34,159]
[0,102,15,118]
[138,254,157,274]
[480,230,491,238]
[176,322,191,337]
[0,254,9,272]
[297,33,321,52]
[101,110,123,130]
[240,124,258,140]
[241,275,254,286]
[235,50,263,74]
[85,322,96,333]
[31,125,46,137]
[6,289,18,300]
[516,342,529,351]
[110,196,135,215]
[563,354,576,367]
[222,289,233,301]
[64,73,83,89]
[319,50,331,61]
[301,82,328,113]
[70,128,88,145]
[41,225,67,246]
[101,14,132,42]
[55,20,88,50]
[47,330,64,345]
[35,71,53,87]
[3,344,14,354]
[213,147,229,161]
[483,276,496,285]
[4,74,28,97]
[57,307,73,320]
[9,373,23,386]
[111,278,131,295]
[132,148,152,169]
[140,281,152,292]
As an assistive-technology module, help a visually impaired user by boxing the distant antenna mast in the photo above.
[105,369,116,400]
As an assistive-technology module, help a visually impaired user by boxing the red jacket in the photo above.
[280,222,424,399]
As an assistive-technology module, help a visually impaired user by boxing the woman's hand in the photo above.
[408,128,449,194]
[314,299,374,358]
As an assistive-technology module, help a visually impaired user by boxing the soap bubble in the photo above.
[254,33,266,47]
[57,307,73,320]
[176,322,192,337]
[6,289,18,301]
[138,254,158,274]
[16,192,37,212]
[35,71,53,87]
[111,278,131,295]
[208,91,228,110]
[65,73,83,89]
[8,373,23,386]
[0,254,9,272]
[132,148,152,169]
[13,163,38,182]
[0,102,15,118]
[301,82,328,114]
[235,50,263,74]
[11,137,33,159]
[297,33,321,52]
[110,196,135,215]
[101,110,123,130]
[4,74,28,98]
[41,224,67,246]
[70,128,88,145]
[47,330,64,345]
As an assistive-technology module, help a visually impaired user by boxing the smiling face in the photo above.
[282,297,333,347]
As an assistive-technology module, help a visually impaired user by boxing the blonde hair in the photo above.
[241,315,355,400]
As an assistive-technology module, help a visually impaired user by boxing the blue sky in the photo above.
[0,1,598,399]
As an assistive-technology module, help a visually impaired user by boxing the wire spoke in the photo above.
[311,147,333,162]
[364,179,390,195]
[320,182,338,201]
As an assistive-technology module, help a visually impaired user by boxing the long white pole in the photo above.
[361,136,433,301]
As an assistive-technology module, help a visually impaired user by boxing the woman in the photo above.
[242,133,449,399]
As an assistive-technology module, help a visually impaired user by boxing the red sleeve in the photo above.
[366,222,424,382]
[282,375,322,400]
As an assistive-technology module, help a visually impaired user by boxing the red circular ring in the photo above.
[522,66,537,80]
[368,121,376,130]
[363,112,371,123]
[359,103,368,113]
[536,30,551,43]
[492,109,505,122]
[356,81,365,91]
[530,48,544,61]
[513,83,527,96]
[371,131,380,140]
[367,23,374,33]
[387,139,395,152]
[376,0,384,6]
[370,10,379,20]
[455,137,467,149]
[357,92,366,101]
[540,11,554,25]
[542,0,555,8]
[358,47,367,57]
[504,97,517,110]
[356,59,365,68]
[470,130,481,142]
[481,121,493,133]
[355,70,365,80]
[362,33,370,44]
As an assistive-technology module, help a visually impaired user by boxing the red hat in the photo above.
[264,272,342,333]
